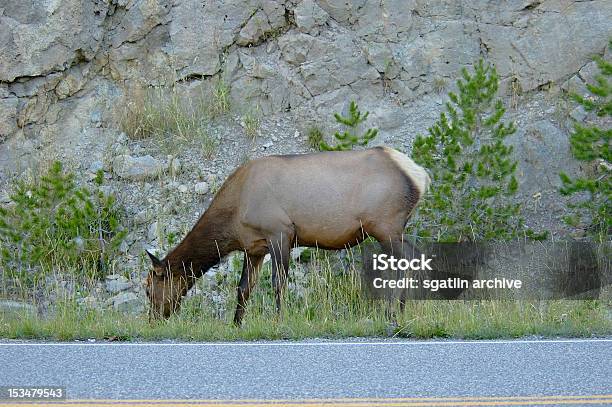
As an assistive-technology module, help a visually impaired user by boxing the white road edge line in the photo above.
[0,339,611,346]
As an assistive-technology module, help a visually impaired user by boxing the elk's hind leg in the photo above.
[371,229,422,318]
[233,251,265,326]
[383,235,423,312]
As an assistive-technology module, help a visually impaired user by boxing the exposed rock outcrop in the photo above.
[0,0,610,260]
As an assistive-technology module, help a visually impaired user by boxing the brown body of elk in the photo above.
[145,146,430,325]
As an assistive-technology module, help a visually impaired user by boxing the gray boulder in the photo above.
[0,0,108,82]
[111,292,144,314]
[294,0,329,34]
[0,97,18,140]
[0,300,36,317]
[105,275,132,294]
[112,155,163,180]
[237,10,272,46]
[194,182,209,195]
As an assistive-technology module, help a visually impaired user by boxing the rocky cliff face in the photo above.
[1,0,611,244]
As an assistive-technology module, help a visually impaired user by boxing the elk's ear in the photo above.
[146,250,163,268]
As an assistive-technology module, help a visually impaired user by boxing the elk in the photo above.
[144,146,430,325]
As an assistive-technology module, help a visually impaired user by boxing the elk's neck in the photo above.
[163,207,238,280]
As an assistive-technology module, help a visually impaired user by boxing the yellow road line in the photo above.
[4,404,611,407]
[14,395,612,402]
[1,395,611,407]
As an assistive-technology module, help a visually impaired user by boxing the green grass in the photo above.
[0,305,387,342]
[119,83,219,158]
[242,109,261,140]
[394,299,610,339]
[306,127,324,150]
[209,78,231,118]
[1,298,609,342]
[1,249,610,341]
[432,77,448,94]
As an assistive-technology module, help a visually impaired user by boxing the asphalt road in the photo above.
[0,338,611,406]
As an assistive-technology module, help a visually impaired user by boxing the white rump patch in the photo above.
[382,147,430,198]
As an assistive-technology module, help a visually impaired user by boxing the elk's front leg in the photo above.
[269,231,292,316]
[233,252,264,326]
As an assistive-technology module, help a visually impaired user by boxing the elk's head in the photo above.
[144,251,189,321]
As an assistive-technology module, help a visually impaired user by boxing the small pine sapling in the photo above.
[320,101,378,151]
[560,40,611,242]
[412,59,546,242]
